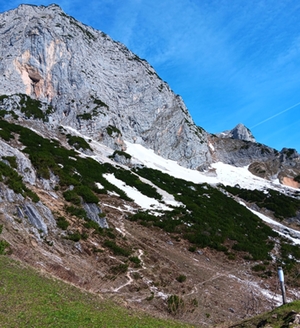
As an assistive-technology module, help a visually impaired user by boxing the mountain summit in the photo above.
[218,123,256,142]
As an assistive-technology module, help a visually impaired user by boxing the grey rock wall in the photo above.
[0,4,211,170]
[83,203,109,229]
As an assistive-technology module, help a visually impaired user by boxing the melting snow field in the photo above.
[244,203,300,245]
[104,173,175,212]
[125,141,291,192]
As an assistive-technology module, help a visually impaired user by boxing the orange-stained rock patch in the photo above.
[282,177,300,189]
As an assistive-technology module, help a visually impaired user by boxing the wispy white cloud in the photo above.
[251,102,300,129]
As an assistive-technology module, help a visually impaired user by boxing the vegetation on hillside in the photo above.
[132,167,277,261]
[230,300,300,327]
[0,119,132,204]
[131,167,300,274]
[66,134,92,151]
[0,256,194,328]
[19,94,54,121]
[224,185,300,220]
[0,156,39,202]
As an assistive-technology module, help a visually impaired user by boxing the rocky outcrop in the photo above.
[0,138,36,185]
[17,202,54,235]
[210,136,278,167]
[0,181,55,236]
[83,203,109,228]
[209,136,300,182]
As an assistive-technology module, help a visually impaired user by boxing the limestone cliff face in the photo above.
[0,4,211,169]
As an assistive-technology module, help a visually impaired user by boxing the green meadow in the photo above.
[0,256,195,328]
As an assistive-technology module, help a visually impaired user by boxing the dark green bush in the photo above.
[26,190,40,203]
[106,125,120,136]
[56,216,69,230]
[105,230,116,239]
[83,219,102,232]
[176,275,186,283]
[66,135,92,151]
[110,263,128,275]
[294,175,300,183]
[65,206,87,220]
[67,231,81,242]
[167,295,184,314]
[76,113,92,120]
[2,156,17,168]
[109,150,132,160]
[0,240,9,255]
[251,264,266,272]
[81,232,88,240]
[92,97,108,109]
[0,110,6,118]
[103,240,131,257]
[74,185,99,203]
[0,95,8,101]
[63,190,81,205]
[0,126,13,140]
[129,256,141,266]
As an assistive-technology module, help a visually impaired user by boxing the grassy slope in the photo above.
[0,256,196,328]
[230,301,300,327]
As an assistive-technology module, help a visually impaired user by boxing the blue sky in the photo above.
[1,1,300,151]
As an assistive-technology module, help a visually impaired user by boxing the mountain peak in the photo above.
[16,3,62,9]
[231,123,256,142]
[10,3,63,15]
[218,123,256,142]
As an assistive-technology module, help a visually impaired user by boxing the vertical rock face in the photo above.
[0,4,211,170]
[83,203,109,229]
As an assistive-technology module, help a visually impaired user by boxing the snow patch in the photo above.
[103,173,174,212]
[125,141,297,194]
[240,201,300,245]
[95,182,104,189]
